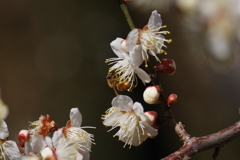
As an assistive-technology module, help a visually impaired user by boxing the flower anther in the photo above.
[29,115,57,137]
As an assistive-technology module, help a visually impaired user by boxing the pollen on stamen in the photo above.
[164,31,171,35]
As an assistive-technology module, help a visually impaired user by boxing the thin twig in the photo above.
[212,147,221,160]
[117,0,135,30]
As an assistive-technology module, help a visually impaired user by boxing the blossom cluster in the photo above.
[106,10,171,92]
[102,10,176,148]
[0,100,94,160]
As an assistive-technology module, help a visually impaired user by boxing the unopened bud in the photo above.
[41,147,54,160]
[167,94,178,105]
[144,111,158,125]
[154,59,176,76]
[18,130,30,147]
[143,86,161,104]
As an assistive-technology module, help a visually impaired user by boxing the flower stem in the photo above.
[117,0,135,30]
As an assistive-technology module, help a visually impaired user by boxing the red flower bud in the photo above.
[167,94,178,105]
[154,59,176,76]
[18,130,30,147]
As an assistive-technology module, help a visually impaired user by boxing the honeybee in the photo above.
[116,81,131,91]
[106,70,119,88]
[106,69,135,91]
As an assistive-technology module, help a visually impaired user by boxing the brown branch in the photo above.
[161,121,240,160]
[159,90,191,142]
[147,60,191,142]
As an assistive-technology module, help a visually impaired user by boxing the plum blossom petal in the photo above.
[103,110,124,126]
[141,121,158,137]
[0,120,9,139]
[2,140,22,159]
[31,133,45,153]
[112,95,133,111]
[110,38,126,58]
[55,139,78,160]
[132,102,147,122]
[52,129,64,148]
[135,68,151,84]
[126,28,139,51]
[130,45,144,68]
[0,99,9,123]
[70,108,82,127]
[148,10,162,30]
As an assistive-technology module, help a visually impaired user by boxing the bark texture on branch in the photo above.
[161,121,240,160]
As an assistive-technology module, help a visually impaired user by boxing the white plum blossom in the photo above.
[106,36,151,91]
[0,120,21,160]
[127,10,171,63]
[52,108,95,160]
[102,95,158,148]
[28,114,57,153]
[40,136,78,160]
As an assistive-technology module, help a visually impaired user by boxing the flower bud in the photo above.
[18,130,30,147]
[144,111,158,125]
[167,94,178,105]
[41,147,55,160]
[143,86,161,104]
[154,59,176,76]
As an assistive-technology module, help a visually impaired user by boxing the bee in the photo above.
[116,81,131,91]
[106,70,119,88]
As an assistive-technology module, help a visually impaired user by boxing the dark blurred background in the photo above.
[0,0,239,160]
